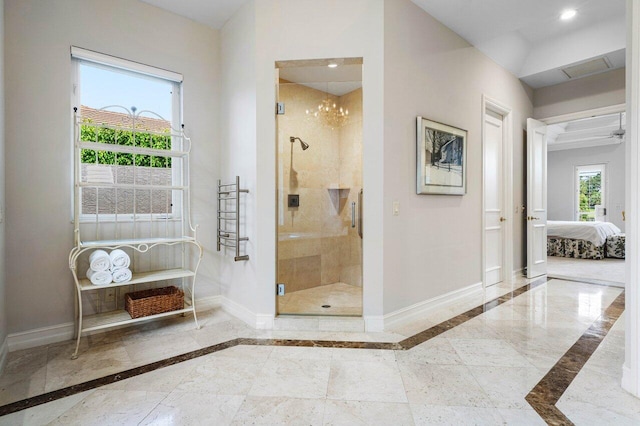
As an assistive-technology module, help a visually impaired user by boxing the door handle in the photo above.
[527,216,540,221]
[500,217,506,222]
[358,189,363,239]
[351,202,356,228]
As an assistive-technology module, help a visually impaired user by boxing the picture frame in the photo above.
[416,116,467,195]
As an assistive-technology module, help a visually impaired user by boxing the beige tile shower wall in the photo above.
[277,83,362,294]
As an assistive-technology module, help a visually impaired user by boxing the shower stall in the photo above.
[276,58,363,316]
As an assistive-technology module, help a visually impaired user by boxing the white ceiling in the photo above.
[139,0,626,90]
[548,112,625,151]
[411,0,624,45]
[139,0,250,29]
[412,0,626,88]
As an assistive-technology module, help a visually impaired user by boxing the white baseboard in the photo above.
[197,295,275,328]
[3,295,262,354]
[3,283,483,353]
[220,281,482,333]
[196,295,223,312]
[381,281,483,331]
[512,268,525,280]
[364,316,384,332]
[255,314,275,330]
[0,336,8,374]
[622,365,639,396]
[7,322,74,352]
[219,296,274,330]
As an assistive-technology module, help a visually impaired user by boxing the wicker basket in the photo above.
[125,286,184,319]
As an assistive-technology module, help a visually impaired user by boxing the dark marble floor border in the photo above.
[0,276,588,420]
[398,277,548,349]
[525,289,626,426]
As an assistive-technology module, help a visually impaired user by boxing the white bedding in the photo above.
[547,220,621,247]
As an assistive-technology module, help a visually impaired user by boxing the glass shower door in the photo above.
[275,61,363,316]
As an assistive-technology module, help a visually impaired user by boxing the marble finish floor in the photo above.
[547,255,625,285]
[277,282,362,316]
[0,277,636,425]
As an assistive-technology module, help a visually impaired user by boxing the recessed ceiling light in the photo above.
[560,9,577,20]
[328,63,338,68]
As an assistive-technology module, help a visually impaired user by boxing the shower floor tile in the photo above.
[277,282,362,316]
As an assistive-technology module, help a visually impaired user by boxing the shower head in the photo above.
[290,136,310,151]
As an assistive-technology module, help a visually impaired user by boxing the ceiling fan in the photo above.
[610,112,625,139]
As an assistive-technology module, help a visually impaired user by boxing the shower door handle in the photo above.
[358,189,363,239]
[351,202,356,228]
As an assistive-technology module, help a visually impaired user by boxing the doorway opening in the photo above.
[275,58,363,316]
[538,109,626,286]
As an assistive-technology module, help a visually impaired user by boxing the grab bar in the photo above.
[358,189,363,239]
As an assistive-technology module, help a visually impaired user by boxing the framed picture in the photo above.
[416,116,467,195]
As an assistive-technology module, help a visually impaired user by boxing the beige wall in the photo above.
[382,0,534,313]
[277,83,362,295]
[533,68,625,119]
[218,0,260,319]
[223,0,535,322]
[4,0,219,334]
[222,0,385,323]
[4,0,546,335]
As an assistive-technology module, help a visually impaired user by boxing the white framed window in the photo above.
[575,164,606,222]
[71,47,183,222]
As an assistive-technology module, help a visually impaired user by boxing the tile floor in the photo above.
[0,277,637,425]
[277,282,363,316]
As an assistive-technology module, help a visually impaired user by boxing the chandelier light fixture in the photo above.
[306,98,349,129]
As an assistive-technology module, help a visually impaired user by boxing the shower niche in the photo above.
[276,58,363,317]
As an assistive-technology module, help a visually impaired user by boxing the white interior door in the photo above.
[527,118,548,278]
[484,110,504,286]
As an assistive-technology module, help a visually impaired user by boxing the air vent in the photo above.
[562,57,611,79]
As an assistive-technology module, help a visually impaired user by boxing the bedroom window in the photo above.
[71,47,183,220]
[575,164,606,222]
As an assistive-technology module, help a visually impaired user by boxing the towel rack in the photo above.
[217,176,250,261]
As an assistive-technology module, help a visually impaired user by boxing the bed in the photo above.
[546,220,624,259]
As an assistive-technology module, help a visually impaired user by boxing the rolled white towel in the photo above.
[89,250,111,272]
[86,268,112,286]
[111,268,132,283]
[109,249,130,270]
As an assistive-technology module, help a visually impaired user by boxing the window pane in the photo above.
[578,170,602,222]
[80,63,173,120]
[78,62,175,216]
